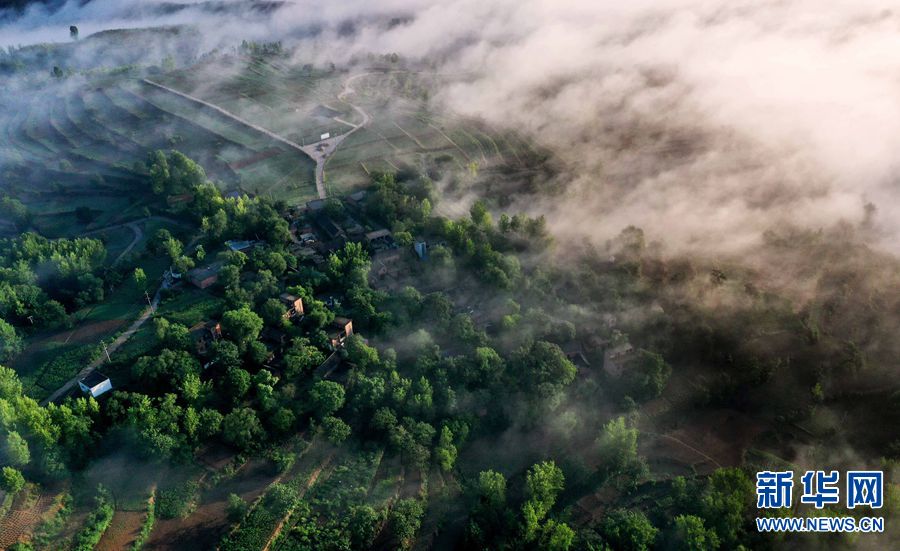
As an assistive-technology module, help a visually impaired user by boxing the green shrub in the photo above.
[1,466,25,494]
[72,486,114,551]
[156,481,200,519]
[32,493,73,548]
[130,489,156,550]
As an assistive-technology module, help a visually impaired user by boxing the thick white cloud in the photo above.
[4,0,900,251]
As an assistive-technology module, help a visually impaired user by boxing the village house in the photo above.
[414,240,428,260]
[190,320,222,355]
[313,211,345,242]
[224,239,257,253]
[345,190,367,207]
[187,261,224,289]
[603,342,636,377]
[329,317,354,349]
[366,229,403,279]
[342,216,366,238]
[562,340,591,369]
[79,371,112,398]
[365,228,397,251]
[305,198,326,212]
[279,292,304,320]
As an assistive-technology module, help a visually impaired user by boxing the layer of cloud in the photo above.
[4,0,900,252]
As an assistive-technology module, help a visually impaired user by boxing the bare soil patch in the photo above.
[96,510,145,551]
[144,459,274,551]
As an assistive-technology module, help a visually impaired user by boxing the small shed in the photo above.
[187,262,224,289]
[79,371,112,398]
[280,293,305,319]
[329,317,354,349]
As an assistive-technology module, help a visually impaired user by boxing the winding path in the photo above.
[143,73,372,200]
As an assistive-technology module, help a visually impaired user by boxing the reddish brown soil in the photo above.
[96,510,146,551]
[56,318,126,344]
[144,459,275,551]
[0,492,55,549]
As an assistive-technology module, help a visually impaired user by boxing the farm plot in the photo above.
[155,60,350,144]
[11,254,168,399]
[95,511,145,551]
[0,485,57,549]
[126,79,320,199]
[306,449,383,517]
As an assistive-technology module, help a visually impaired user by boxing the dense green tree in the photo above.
[467,346,504,387]
[390,498,424,549]
[260,297,286,327]
[224,367,252,402]
[326,241,370,284]
[625,349,672,401]
[222,407,265,451]
[523,460,565,540]
[309,380,345,418]
[284,337,325,378]
[511,341,576,401]
[1,465,25,493]
[700,468,753,547]
[226,493,247,521]
[133,349,199,386]
[246,340,271,367]
[270,407,295,434]
[599,509,658,551]
[0,197,30,229]
[218,264,241,289]
[435,425,457,472]
[4,430,30,465]
[147,150,208,196]
[221,307,263,350]
[539,519,576,551]
[470,200,492,227]
[321,415,351,443]
[0,318,22,361]
[349,505,382,549]
[596,416,644,480]
[477,470,507,511]
[212,340,242,370]
[672,514,720,550]
[197,408,224,439]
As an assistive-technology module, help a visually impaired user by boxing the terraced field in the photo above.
[0,71,320,218]
[321,72,544,196]
[147,62,541,198]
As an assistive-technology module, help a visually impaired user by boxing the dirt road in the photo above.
[144,73,372,200]
[40,281,165,405]
[298,72,371,198]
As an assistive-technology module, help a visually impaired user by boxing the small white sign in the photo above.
[320,132,331,140]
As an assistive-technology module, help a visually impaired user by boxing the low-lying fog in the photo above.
[4,0,900,254]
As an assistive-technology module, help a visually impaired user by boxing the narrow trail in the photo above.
[143,79,308,155]
[40,234,201,405]
[40,281,165,405]
[113,222,142,264]
[646,431,723,469]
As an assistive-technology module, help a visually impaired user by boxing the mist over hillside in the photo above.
[4,0,900,254]
[0,2,898,549]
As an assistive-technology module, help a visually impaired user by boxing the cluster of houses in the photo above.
[286,195,415,283]
[75,191,429,401]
